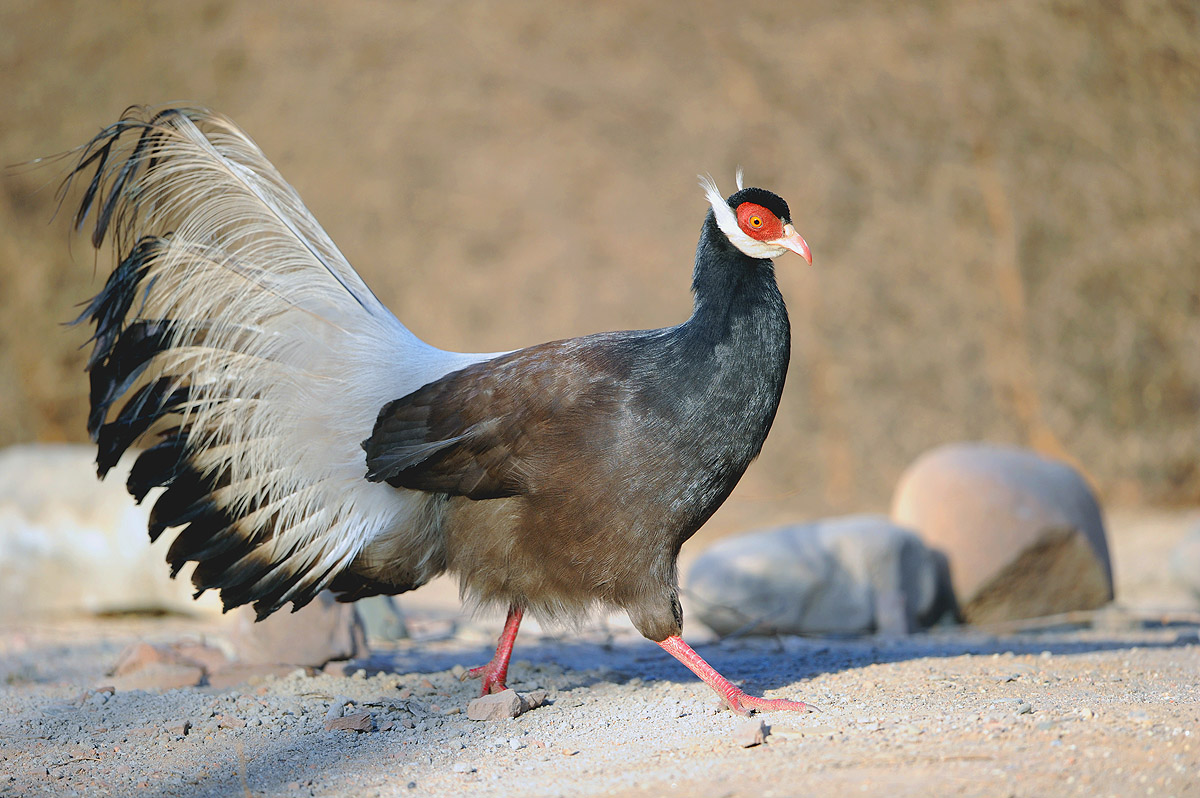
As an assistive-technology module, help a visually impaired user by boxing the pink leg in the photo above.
[462,604,524,696]
[658,635,813,716]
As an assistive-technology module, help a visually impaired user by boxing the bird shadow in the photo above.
[350,610,1200,696]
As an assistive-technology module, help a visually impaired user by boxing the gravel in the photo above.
[2,609,1198,798]
[1,509,1198,797]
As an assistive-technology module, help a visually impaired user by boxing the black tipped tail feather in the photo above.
[94,379,190,477]
[66,106,467,619]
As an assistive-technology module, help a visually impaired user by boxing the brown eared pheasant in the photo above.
[67,107,813,715]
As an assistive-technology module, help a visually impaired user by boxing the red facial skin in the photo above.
[736,202,785,241]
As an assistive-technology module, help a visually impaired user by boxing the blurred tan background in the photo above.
[1,0,1197,540]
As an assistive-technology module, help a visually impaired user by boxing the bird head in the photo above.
[701,173,812,264]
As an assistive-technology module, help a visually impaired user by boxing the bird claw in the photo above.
[657,635,814,717]
[722,691,816,716]
[461,661,508,695]
[460,605,523,696]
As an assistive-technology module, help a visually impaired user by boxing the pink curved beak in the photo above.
[775,224,812,264]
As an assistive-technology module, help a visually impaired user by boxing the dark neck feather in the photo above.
[643,210,791,551]
[686,211,787,341]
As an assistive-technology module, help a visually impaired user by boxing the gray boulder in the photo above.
[0,443,366,664]
[230,591,367,668]
[891,442,1113,624]
[686,515,951,636]
[1169,526,1200,604]
[355,594,410,640]
[0,443,222,619]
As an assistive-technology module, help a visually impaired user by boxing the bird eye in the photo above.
[736,201,782,240]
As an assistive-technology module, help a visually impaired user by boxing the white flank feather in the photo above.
[69,107,492,611]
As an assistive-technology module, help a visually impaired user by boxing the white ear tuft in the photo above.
[698,173,727,215]
[699,173,740,241]
[735,167,745,191]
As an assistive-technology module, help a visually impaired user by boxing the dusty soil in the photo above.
[2,510,1198,798]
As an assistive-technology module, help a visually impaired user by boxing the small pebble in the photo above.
[733,719,769,748]
[467,690,523,721]
[520,690,550,711]
[324,710,372,733]
[165,720,191,737]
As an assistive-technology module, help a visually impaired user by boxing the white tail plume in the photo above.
[67,107,489,615]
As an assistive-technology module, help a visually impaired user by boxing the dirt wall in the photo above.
[2,0,1197,531]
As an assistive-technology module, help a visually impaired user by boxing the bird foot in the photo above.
[461,604,524,697]
[460,660,509,695]
[658,634,814,716]
[720,689,814,716]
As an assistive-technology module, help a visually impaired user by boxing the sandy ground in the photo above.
[2,508,1198,798]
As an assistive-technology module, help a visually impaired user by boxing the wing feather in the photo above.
[364,337,632,501]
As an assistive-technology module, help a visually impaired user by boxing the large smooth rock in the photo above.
[0,443,221,619]
[686,515,952,636]
[355,594,410,640]
[1169,526,1200,604]
[891,442,1113,624]
[229,592,366,667]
